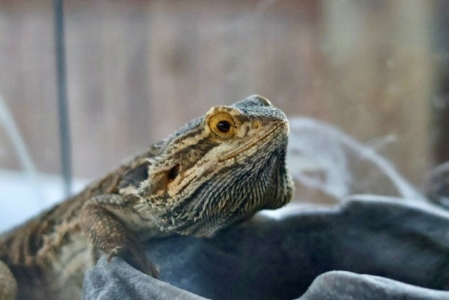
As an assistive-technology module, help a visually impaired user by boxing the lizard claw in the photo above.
[107,245,160,278]
[107,246,121,262]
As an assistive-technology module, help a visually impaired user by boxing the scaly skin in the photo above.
[0,95,294,299]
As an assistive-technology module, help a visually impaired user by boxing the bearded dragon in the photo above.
[0,95,294,300]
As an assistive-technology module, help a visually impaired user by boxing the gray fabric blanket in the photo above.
[83,198,449,300]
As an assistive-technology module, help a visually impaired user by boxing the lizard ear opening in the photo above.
[167,164,180,181]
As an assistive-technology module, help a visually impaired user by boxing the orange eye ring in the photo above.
[208,112,236,139]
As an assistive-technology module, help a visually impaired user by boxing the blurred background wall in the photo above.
[0,0,447,213]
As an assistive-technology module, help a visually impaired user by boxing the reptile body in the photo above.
[0,95,294,299]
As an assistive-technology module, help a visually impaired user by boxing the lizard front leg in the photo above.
[80,194,159,278]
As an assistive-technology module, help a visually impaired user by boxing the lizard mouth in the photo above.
[218,121,287,162]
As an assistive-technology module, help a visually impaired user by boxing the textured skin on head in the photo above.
[135,95,294,236]
[0,95,293,300]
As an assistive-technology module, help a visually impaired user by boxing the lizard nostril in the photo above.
[252,120,261,130]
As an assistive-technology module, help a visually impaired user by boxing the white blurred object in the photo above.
[0,95,87,232]
[287,117,426,202]
[0,95,43,204]
[0,170,87,232]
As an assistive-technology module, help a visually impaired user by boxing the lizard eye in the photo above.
[208,112,236,139]
[167,164,180,181]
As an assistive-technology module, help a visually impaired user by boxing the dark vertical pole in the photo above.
[54,0,72,196]
[433,1,449,166]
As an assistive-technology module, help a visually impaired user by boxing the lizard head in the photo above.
[135,95,294,237]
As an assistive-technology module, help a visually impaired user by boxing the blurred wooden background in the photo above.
[0,0,447,192]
